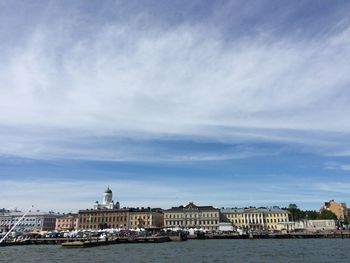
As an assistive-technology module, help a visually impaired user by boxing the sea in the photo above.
[0,239,349,263]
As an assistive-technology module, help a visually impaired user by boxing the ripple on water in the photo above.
[1,239,350,263]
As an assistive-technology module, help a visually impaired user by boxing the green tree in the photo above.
[287,204,306,221]
[305,210,319,220]
[318,210,337,220]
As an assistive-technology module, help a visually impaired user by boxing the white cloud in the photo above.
[0,178,346,212]
[0,7,350,161]
[316,182,350,195]
[1,20,350,129]
[325,162,350,171]
[1,3,349,213]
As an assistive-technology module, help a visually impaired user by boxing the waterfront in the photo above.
[1,239,349,263]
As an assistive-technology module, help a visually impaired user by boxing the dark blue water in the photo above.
[0,239,349,262]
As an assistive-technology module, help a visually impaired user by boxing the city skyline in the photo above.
[1,1,350,212]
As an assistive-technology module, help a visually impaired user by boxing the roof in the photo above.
[104,187,112,194]
[221,207,289,214]
[165,202,219,212]
[0,211,59,217]
[79,208,130,213]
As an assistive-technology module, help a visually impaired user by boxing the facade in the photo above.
[79,188,164,230]
[164,202,220,231]
[78,208,130,230]
[0,211,59,233]
[55,213,79,231]
[221,207,290,230]
[320,200,347,220]
[129,208,164,229]
[93,187,120,210]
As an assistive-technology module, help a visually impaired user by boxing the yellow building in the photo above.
[221,207,290,230]
[320,200,347,220]
[55,213,79,231]
[129,208,164,229]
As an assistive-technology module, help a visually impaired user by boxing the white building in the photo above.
[164,202,220,231]
[293,219,336,231]
[93,187,120,210]
[0,210,59,233]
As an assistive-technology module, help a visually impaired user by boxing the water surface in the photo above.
[0,239,349,262]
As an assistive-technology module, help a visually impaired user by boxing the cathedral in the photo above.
[93,186,120,210]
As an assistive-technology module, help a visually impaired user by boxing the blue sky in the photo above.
[1,0,350,212]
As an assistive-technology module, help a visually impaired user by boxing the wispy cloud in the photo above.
[0,2,350,210]
[0,178,345,212]
[325,162,350,171]
[316,182,350,195]
[0,1,350,163]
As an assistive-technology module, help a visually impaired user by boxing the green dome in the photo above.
[104,187,112,194]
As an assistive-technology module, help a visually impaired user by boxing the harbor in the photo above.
[1,239,350,263]
[1,230,349,248]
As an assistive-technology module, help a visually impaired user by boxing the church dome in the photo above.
[104,187,112,194]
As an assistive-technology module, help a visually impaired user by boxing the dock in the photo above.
[1,231,349,247]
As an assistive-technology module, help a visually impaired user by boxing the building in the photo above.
[79,187,127,230]
[55,213,79,231]
[79,187,164,230]
[78,208,130,230]
[0,210,59,233]
[220,207,290,230]
[129,208,164,229]
[93,186,120,210]
[78,207,165,230]
[164,202,220,231]
[291,219,336,231]
[320,200,347,220]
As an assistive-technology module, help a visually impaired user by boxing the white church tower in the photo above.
[93,186,120,210]
[103,186,113,205]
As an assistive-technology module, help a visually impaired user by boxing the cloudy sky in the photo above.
[1,0,350,212]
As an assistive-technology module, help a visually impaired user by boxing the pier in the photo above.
[1,231,349,247]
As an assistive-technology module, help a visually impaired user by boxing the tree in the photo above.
[319,210,337,220]
[287,204,305,221]
[288,204,298,210]
[305,210,319,220]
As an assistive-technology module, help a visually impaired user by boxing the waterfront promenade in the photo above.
[1,230,349,247]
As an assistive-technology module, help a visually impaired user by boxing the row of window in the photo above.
[82,213,127,217]
[225,213,288,218]
[130,216,150,220]
[57,219,77,223]
[80,216,127,223]
[0,223,41,227]
[166,220,219,226]
[79,223,127,229]
[230,218,286,224]
[0,218,41,221]
[240,225,277,229]
[0,219,41,223]
[165,213,219,219]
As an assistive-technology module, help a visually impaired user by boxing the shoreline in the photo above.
[1,232,349,247]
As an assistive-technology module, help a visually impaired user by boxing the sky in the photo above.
[1,0,350,212]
